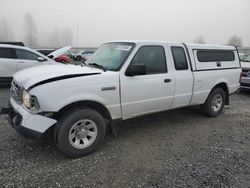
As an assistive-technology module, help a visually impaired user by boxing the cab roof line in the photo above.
[28,73,101,91]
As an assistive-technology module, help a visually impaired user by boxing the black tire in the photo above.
[201,87,225,117]
[54,107,107,158]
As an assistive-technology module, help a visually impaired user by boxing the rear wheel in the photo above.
[55,107,107,158]
[201,87,225,117]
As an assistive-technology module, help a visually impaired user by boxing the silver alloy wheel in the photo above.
[211,93,223,112]
[69,119,98,149]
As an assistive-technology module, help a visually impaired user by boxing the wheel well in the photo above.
[57,101,112,123]
[212,82,229,105]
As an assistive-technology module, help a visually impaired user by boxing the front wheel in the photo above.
[55,108,107,158]
[201,88,225,117]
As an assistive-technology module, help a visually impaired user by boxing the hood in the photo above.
[13,64,103,90]
[241,61,250,69]
[47,46,71,59]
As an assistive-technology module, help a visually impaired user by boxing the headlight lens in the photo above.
[22,90,40,111]
[22,90,31,108]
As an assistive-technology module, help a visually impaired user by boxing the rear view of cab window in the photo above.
[197,50,235,62]
[0,48,15,59]
[171,46,188,70]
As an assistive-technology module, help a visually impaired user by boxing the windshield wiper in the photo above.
[88,63,107,71]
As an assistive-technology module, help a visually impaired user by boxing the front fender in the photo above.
[29,81,121,119]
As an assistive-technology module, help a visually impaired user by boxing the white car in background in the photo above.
[0,44,63,85]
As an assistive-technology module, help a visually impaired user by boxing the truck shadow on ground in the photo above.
[238,89,250,95]
[0,85,10,89]
[116,105,202,136]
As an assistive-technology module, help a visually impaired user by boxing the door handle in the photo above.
[164,78,171,83]
[216,61,221,67]
[17,61,24,63]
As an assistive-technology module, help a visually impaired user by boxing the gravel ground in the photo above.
[0,87,250,187]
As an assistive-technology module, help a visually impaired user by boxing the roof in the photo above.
[0,42,25,46]
[105,40,236,50]
[185,43,236,50]
[0,44,29,50]
[0,44,49,59]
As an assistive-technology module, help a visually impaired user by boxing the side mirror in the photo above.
[47,55,54,59]
[126,64,146,76]
[37,57,46,62]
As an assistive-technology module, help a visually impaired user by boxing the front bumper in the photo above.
[6,98,57,140]
[240,77,250,90]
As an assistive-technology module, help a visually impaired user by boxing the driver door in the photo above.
[120,45,175,119]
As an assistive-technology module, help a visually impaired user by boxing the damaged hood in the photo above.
[13,64,103,90]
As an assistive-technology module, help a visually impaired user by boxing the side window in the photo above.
[16,49,39,60]
[197,50,235,62]
[171,46,188,70]
[0,48,16,59]
[130,46,167,74]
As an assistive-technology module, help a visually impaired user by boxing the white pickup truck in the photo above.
[5,41,241,158]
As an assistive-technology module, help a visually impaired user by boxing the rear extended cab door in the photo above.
[168,43,194,108]
[119,42,175,119]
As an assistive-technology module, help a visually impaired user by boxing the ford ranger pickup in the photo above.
[4,41,241,158]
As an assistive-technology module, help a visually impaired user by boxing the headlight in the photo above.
[22,90,40,111]
[22,90,31,108]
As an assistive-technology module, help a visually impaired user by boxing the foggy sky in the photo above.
[0,0,250,47]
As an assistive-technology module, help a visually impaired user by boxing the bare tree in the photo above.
[194,36,206,44]
[24,13,38,46]
[49,28,73,48]
[62,28,73,46]
[0,19,14,41]
[49,29,60,48]
[228,35,242,47]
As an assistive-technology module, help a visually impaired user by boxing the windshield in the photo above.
[86,42,135,71]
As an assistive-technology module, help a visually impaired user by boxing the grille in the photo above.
[10,80,22,103]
